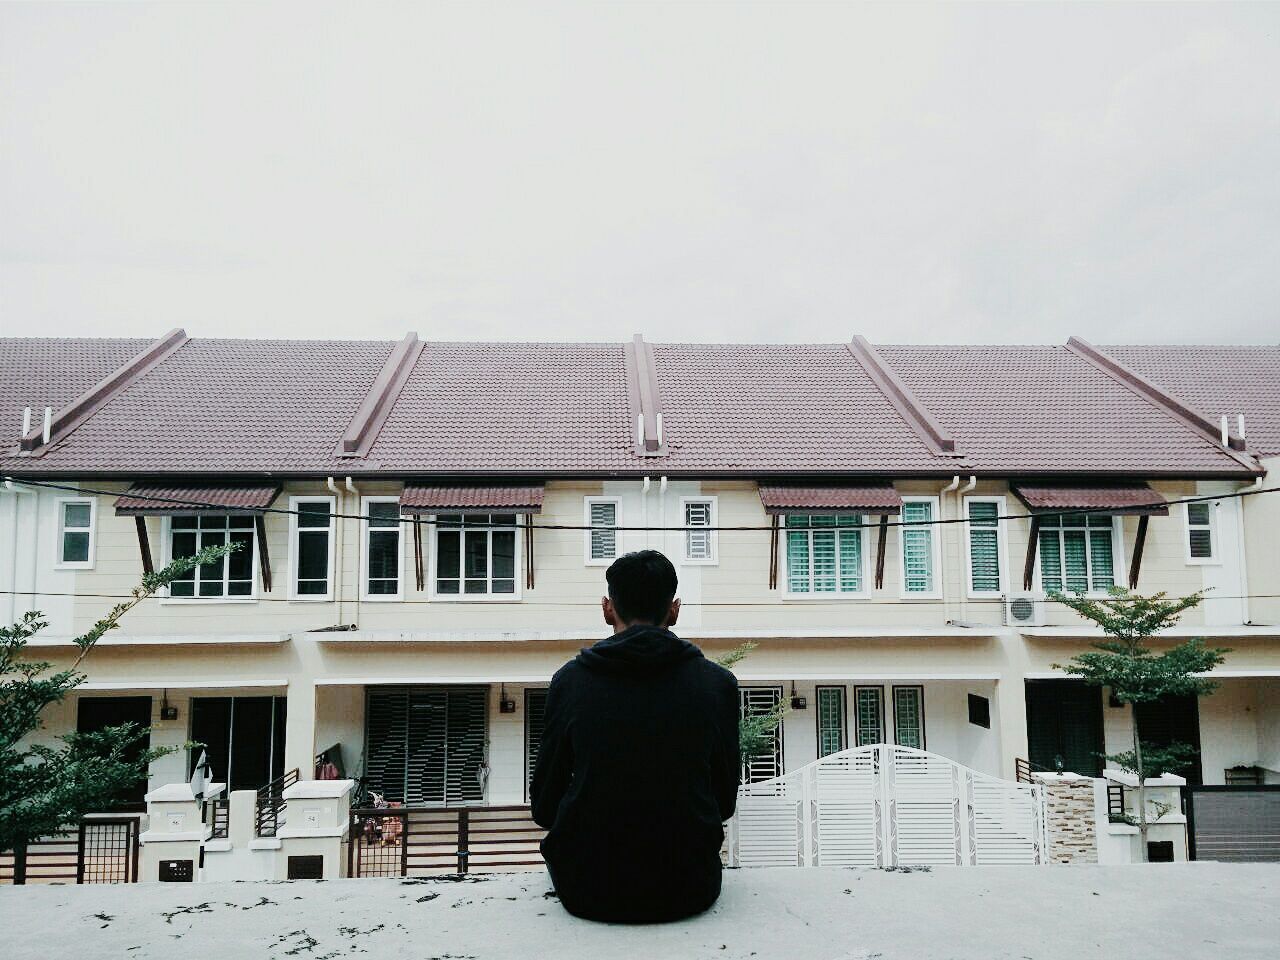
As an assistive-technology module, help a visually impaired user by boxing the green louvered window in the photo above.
[893,686,925,749]
[1038,514,1115,594]
[816,687,847,757]
[966,500,1002,594]
[901,500,936,594]
[854,687,885,745]
[1186,502,1215,560]
[785,515,864,594]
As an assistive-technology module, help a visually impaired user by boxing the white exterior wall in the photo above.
[9,473,1280,798]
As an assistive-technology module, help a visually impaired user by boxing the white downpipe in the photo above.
[959,475,977,496]
[326,477,344,622]
[641,476,651,552]
[659,476,668,556]
[939,475,960,496]
[345,477,359,624]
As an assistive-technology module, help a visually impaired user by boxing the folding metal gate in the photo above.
[730,745,1046,867]
[1186,786,1280,862]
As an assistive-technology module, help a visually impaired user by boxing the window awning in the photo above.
[114,483,283,515]
[399,483,545,516]
[1011,482,1169,517]
[758,483,903,515]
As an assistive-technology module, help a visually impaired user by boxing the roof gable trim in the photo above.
[16,328,189,457]
[337,332,423,458]
[847,336,960,457]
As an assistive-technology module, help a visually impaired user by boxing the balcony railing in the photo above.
[255,768,299,837]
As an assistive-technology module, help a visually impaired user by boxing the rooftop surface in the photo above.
[2,864,1277,959]
[1,336,1275,477]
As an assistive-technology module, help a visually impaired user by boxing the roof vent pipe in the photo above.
[21,407,31,437]
[656,412,664,446]
[41,407,52,445]
[1238,415,1247,441]
[636,413,645,449]
[1220,416,1230,449]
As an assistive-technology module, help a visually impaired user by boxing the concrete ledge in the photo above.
[1,865,1277,959]
[282,779,355,801]
[248,838,282,850]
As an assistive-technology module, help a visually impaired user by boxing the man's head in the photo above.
[602,550,681,631]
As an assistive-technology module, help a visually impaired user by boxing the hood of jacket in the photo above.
[575,624,704,675]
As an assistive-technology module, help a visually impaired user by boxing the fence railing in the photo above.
[1,816,141,885]
[255,768,299,837]
[348,805,545,877]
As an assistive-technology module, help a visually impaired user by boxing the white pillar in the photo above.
[284,679,317,776]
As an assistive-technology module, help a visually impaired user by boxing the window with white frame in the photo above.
[584,498,620,564]
[965,498,1004,595]
[893,686,925,749]
[682,498,716,563]
[434,513,519,596]
[291,498,334,598]
[1185,502,1217,563]
[56,498,95,567]
[363,498,402,598]
[854,686,885,746]
[785,514,866,594]
[1037,513,1116,594]
[900,498,939,594]
[168,515,255,598]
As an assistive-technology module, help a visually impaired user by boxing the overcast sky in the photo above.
[2,2,1279,345]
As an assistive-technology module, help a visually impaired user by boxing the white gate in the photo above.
[729,745,1046,867]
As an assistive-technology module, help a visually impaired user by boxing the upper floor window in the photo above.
[363,497,402,599]
[900,497,940,595]
[56,498,95,568]
[965,497,1005,596]
[290,497,335,599]
[433,513,519,597]
[1185,502,1217,564]
[584,497,620,565]
[1038,513,1116,594]
[682,497,717,564]
[785,514,866,595]
[168,515,254,599]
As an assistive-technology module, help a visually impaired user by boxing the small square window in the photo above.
[585,498,619,564]
[682,498,716,564]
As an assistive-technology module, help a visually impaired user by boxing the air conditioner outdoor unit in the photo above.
[1003,593,1045,628]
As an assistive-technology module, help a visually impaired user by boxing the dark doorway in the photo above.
[76,696,153,807]
[1135,693,1203,785]
[1024,680,1104,776]
[189,696,287,791]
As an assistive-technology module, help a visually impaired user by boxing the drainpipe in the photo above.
[1238,475,1263,625]
[641,476,651,553]
[326,477,343,623]
[659,476,669,556]
[345,477,360,625]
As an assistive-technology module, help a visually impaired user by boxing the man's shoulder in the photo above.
[690,655,738,690]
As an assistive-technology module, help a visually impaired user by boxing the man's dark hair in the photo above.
[605,550,678,625]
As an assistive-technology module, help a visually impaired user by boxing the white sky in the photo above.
[2,1,1279,345]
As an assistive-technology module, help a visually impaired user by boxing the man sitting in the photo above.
[531,549,741,923]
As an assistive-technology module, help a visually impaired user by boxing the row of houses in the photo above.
[2,331,1279,819]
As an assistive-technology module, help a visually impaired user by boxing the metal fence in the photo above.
[348,805,545,877]
[1,816,140,885]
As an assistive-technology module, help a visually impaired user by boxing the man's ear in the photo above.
[666,598,681,628]
[601,596,618,627]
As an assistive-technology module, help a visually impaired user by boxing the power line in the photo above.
[2,587,1277,609]
[3,475,1274,533]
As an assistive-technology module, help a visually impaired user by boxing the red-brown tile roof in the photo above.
[1011,482,1170,516]
[400,483,545,514]
[1103,345,1280,457]
[758,483,903,514]
[0,336,1272,479]
[114,482,283,514]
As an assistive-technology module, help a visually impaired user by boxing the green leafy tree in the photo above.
[716,642,787,764]
[1051,587,1226,859]
[1,543,233,854]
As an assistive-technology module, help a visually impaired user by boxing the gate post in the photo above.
[457,810,470,874]
[12,842,27,885]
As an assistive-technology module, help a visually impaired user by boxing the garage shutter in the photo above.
[525,689,548,802]
[364,686,488,804]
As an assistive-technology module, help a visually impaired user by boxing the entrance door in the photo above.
[1024,680,1103,776]
[1135,693,1203,785]
[189,696,287,791]
[76,696,153,807]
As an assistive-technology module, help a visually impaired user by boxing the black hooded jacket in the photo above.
[530,625,740,923]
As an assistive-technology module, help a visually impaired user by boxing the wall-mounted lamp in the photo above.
[160,689,178,722]
[789,682,806,710]
[499,684,517,714]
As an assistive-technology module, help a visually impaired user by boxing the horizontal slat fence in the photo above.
[349,805,545,878]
